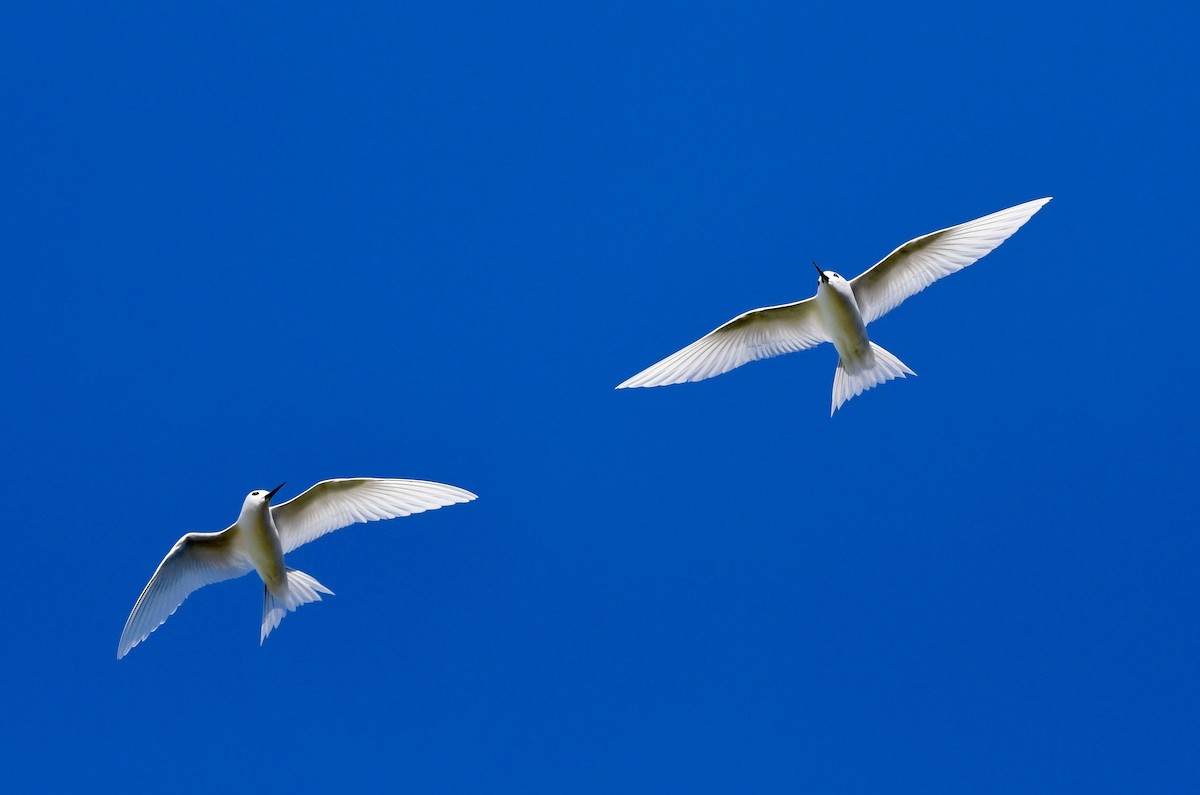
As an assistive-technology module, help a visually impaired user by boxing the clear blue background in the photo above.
[2,1,1196,791]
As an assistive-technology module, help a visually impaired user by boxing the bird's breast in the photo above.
[816,283,872,366]
[237,512,287,590]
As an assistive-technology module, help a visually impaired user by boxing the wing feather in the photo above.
[272,478,477,555]
[850,197,1051,325]
[616,298,828,388]
[117,529,251,659]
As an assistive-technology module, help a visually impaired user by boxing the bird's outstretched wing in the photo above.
[616,298,828,388]
[271,478,477,555]
[850,197,1051,325]
[118,529,251,659]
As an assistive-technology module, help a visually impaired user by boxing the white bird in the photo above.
[616,198,1051,414]
[117,477,477,658]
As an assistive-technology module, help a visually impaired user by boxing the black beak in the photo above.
[813,262,828,283]
[265,482,285,502]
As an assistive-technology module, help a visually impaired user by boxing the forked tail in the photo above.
[831,341,915,415]
[261,568,334,645]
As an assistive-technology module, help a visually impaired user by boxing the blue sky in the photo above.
[2,1,1197,791]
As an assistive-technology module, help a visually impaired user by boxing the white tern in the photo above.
[118,477,476,658]
[616,198,1051,413]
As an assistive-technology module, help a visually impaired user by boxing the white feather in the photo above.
[117,531,252,659]
[616,299,828,388]
[272,478,478,555]
[617,198,1051,411]
[850,198,1051,325]
[117,477,476,658]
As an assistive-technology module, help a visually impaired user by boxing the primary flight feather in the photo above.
[616,197,1051,413]
[117,477,476,658]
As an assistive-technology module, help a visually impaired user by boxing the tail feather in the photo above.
[261,568,334,645]
[831,341,915,415]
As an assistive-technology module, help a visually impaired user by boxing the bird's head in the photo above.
[243,482,285,510]
[813,262,843,286]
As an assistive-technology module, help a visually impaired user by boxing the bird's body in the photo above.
[816,271,871,367]
[815,267,917,411]
[616,197,1051,413]
[240,489,287,596]
[118,477,476,658]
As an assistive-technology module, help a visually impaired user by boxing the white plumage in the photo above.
[617,198,1051,413]
[117,477,476,658]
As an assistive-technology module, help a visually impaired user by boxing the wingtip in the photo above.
[1015,197,1053,222]
[616,367,666,390]
[616,373,667,390]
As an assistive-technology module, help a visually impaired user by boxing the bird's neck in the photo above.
[238,503,274,535]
